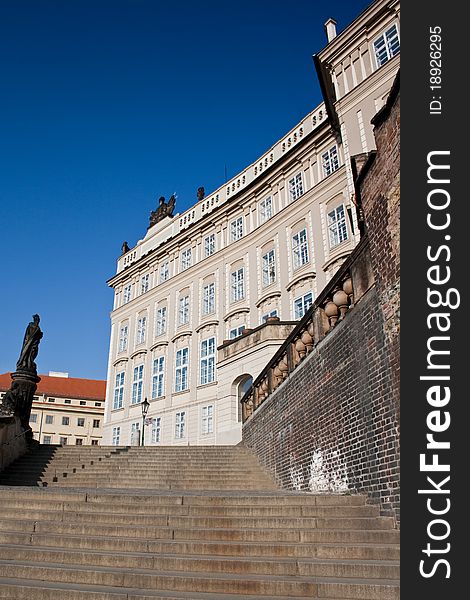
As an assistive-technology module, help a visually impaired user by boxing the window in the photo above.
[151,417,162,443]
[259,197,273,224]
[262,309,278,323]
[229,325,245,339]
[200,337,216,385]
[62,416,70,426]
[48,398,55,403]
[288,173,304,201]
[79,401,86,406]
[181,247,192,271]
[30,413,38,423]
[130,422,140,445]
[202,405,214,434]
[175,348,189,392]
[231,268,245,302]
[155,306,167,336]
[113,372,125,410]
[140,274,150,294]
[175,411,186,439]
[178,295,190,326]
[123,284,132,304]
[93,419,100,428]
[60,437,67,445]
[112,426,121,446]
[292,229,309,268]
[75,438,83,446]
[95,402,101,407]
[64,399,71,404]
[160,262,170,283]
[230,217,244,241]
[322,146,340,177]
[294,292,314,319]
[262,249,276,286]
[136,316,147,345]
[328,204,348,247]
[118,325,128,352]
[152,356,165,399]
[204,233,216,257]
[77,418,85,427]
[45,415,54,425]
[202,283,215,315]
[132,364,144,404]
[91,439,99,446]
[374,24,400,67]
[43,435,52,444]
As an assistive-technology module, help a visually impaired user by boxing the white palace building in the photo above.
[102,0,400,446]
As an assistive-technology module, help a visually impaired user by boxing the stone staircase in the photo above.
[0,445,400,599]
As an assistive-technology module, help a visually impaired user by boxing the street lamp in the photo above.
[141,397,150,446]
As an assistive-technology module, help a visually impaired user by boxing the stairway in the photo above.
[0,445,400,599]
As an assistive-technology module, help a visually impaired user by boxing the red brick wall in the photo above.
[243,81,400,520]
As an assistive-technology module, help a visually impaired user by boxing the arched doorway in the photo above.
[233,374,253,422]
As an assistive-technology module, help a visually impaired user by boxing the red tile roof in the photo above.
[0,373,106,401]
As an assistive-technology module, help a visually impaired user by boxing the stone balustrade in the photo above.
[241,237,373,422]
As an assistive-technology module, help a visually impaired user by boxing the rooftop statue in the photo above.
[121,241,130,255]
[148,195,176,229]
[197,186,205,201]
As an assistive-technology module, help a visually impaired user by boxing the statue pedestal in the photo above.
[10,370,40,445]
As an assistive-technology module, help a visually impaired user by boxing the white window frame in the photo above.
[118,325,128,352]
[230,216,244,241]
[373,24,400,68]
[151,417,162,443]
[262,309,278,323]
[136,316,147,345]
[152,356,165,399]
[45,415,54,425]
[204,233,216,257]
[322,146,340,178]
[175,348,189,392]
[181,247,192,271]
[140,274,150,294]
[130,422,140,446]
[30,413,38,423]
[113,372,125,410]
[123,284,132,304]
[159,262,170,283]
[288,173,304,201]
[292,228,309,269]
[202,282,215,315]
[155,306,167,336]
[328,204,348,248]
[231,267,245,302]
[131,364,144,404]
[112,426,121,445]
[200,337,216,385]
[175,411,186,439]
[259,196,273,224]
[294,292,314,319]
[229,325,245,339]
[62,416,70,426]
[202,405,214,435]
[262,249,276,286]
[178,295,190,326]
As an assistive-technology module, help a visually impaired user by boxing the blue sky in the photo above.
[0,0,371,380]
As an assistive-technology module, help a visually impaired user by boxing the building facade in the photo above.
[0,372,106,446]
[103,0,400,447]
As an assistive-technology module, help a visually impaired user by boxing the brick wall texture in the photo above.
[243,80,400,521]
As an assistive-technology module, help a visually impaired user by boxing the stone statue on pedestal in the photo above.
[148,195,176,229]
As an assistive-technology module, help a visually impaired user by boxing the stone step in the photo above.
[0,579,371,600]
[0,562,400,598]
[0,546,399,579]
[0,527,399,553]
[0,502,379,521]
[0,515,391,538]
[0,539,399,560]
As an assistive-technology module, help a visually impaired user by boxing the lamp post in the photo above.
[141,397,150,446]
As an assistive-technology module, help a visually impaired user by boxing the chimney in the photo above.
[324,18,337,43]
